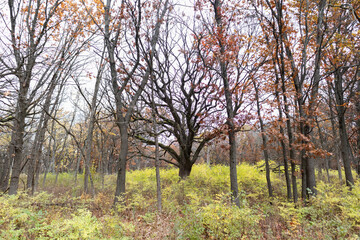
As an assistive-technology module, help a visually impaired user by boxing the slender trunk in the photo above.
[42,130,53,188]
[33,157,42,193]
[84,57,103,195]
[228,128,240,207]
[328,82,343,182]
[315,116,330,183]
[338,110,354,186]
[277,111,291,200]
[325,156,330,183]
[207,144,211,166]
[7,0,65,195]
[27,112,46,193]
[52,128,58,185]
[290,156,298,203]
[212,0,240,207]
[152,79,162,212]
[282,91,297,202]
[317,158,323,181]
[303,123,317,197]
[254,81,273,197]
[55,170,59,185]
[334,71,354,186]
[153,114,162,212]
[303,0,326,197]
[42,169,48,188]
[300,122,307,199]
[74,150,82,185]
[275,0,297,203]
[101,150,107,189]
[272,76,291,200]
[0,144,12,192]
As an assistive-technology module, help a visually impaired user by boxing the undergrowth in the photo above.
[0,163,359,239]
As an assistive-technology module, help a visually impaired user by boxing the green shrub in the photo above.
[47,208,103,239]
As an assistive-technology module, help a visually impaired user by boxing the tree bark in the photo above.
[84,54,104,195]
[114,124,128,203]
[9,87,28,195]
[315,117,330,183]
[334,70,354,186]
[151,77,162,212]
[212,0,240,207]
[0,143,12,192]
[253,80,273,198]
[178,161,192,179]
[327,82,343,182]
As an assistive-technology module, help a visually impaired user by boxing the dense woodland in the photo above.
[0,0,360,238]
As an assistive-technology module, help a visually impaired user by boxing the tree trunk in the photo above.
[74,150,82,185]
[179,162,192,179]
[154,121,162,212]
[0,145,12,192]
[338,109,354,186]
[114,124,128,204]
[84,57,103,195]
[315,116,330,183]
[152,79,162,212]
[206,144,211,167]
[282,91,298,202]
[327,82,343,182]
[275,3,298,202]
[334,70,354,186]
[9,90,28,195]
[254,81,273,198]
[228,128,240,207]
[27,112,47,193]
[212,0,240,207]
[300,122,308,199]
[272,75,291,200]
[42,129,54,188]
[304,123,317,197]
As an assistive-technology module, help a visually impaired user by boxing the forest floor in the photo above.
[0,163,359,239]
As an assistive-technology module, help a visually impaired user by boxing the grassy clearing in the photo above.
[0,163,359,239]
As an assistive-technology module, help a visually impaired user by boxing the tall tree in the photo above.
[134,19,221,178]
[26,23,91,194]
[1,0,77,195]
[322,6,359,186]
[101,0,169,203]
[83,54,105,195]
[255,0,327,198]
[196,0,257,206]
[252,78,273,197]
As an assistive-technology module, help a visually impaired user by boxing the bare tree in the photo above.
[102,0,170,203]
[1,0,70,195]
[134,19,220,178]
